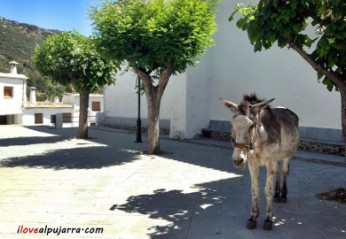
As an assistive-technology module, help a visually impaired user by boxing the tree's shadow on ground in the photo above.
[0,136,67,147]
[0,145,142,169]
[0,126,143,169]
[109,178,249,239]
[0,125,237,172]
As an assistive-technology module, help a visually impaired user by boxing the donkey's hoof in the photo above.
[263,219,273,231]
[274,196,287,203]
[274,196,281,203]
[247,218,257,229]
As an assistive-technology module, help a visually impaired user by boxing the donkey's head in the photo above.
[220,95,274,169]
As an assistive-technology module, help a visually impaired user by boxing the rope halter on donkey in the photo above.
[231,118,262,154]
[220,96,274,154]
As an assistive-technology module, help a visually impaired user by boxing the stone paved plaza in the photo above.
[0,125,345,239]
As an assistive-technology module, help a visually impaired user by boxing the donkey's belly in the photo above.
[252,142,297,165]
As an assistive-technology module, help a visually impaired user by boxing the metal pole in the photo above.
[135,76,142,143]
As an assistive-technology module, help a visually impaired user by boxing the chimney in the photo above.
[30,87,37,104]
[9,61,18,74]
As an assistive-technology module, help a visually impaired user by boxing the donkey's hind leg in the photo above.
[280,158,290,202]
[274,161,281,202]
[263,161,277,231]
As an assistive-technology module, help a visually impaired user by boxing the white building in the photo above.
[22,92,104,127]
[0,62,104,127]
[62,93,104,125]
[23,88,74,126]
[102,0,342,143]
[0,61,27,124]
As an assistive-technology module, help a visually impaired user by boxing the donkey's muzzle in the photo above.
[233,157,246,169]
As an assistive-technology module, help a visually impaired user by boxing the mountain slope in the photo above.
[0,17,65,100]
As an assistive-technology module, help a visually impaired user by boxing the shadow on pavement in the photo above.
[0,126,143,170]
[1,126,345,238]
[109,178,251,239]
[1,125,236,173]
[0,136,67,147]
[0,146,142,169]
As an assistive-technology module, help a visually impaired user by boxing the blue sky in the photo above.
[0,0,101,36]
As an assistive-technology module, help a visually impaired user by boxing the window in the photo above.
[91,101,101,111]
[34,113,43,124]
[4,86,13,98]
[62,113,72,123]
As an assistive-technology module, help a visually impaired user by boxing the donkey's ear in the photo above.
[251,98,275,114]
[220,97,238,113]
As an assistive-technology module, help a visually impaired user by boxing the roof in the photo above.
[0,72,28,80]
[63,93,104,97]
[24,102,73,109]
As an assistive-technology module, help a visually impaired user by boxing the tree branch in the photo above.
[158,60,173,98]
[288,41,344,88]
[133,67,152,96]
[133,61,173,102]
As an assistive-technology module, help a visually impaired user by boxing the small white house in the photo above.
[0,61,27,124]
[23,88,74,126]
[62,93,104,125]
[21,92,104,127]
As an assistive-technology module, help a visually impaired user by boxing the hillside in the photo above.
[0,17,65,101]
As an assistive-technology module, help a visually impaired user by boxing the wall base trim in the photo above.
[201,128,344,156]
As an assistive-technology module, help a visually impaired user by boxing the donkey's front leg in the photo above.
[247,162,259,229]
[263,162,277,231]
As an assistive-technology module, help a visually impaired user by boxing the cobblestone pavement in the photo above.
[0,125,345,239]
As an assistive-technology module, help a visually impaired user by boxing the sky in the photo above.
[0,0,101,36]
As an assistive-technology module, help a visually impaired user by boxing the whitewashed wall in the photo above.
[62,93,104,122]
[184,52,212,138]
[104,67,182,120]
[210,0,340,129]
[0,76,26,115]
[103,66,188,137]
[21,108,74,126]
[104,69,146,118]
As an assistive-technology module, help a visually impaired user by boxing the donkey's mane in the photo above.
[243,94,265,104]
[238,94,270,116]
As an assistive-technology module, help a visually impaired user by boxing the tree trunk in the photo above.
[77,90,90,139]
[339,87,346,162]
[134,62,172,155]
[146,90,161,154]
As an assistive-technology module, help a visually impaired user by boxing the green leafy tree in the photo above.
[91,0,218,154]
[32,31,117,139]
[230,0,346,160]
